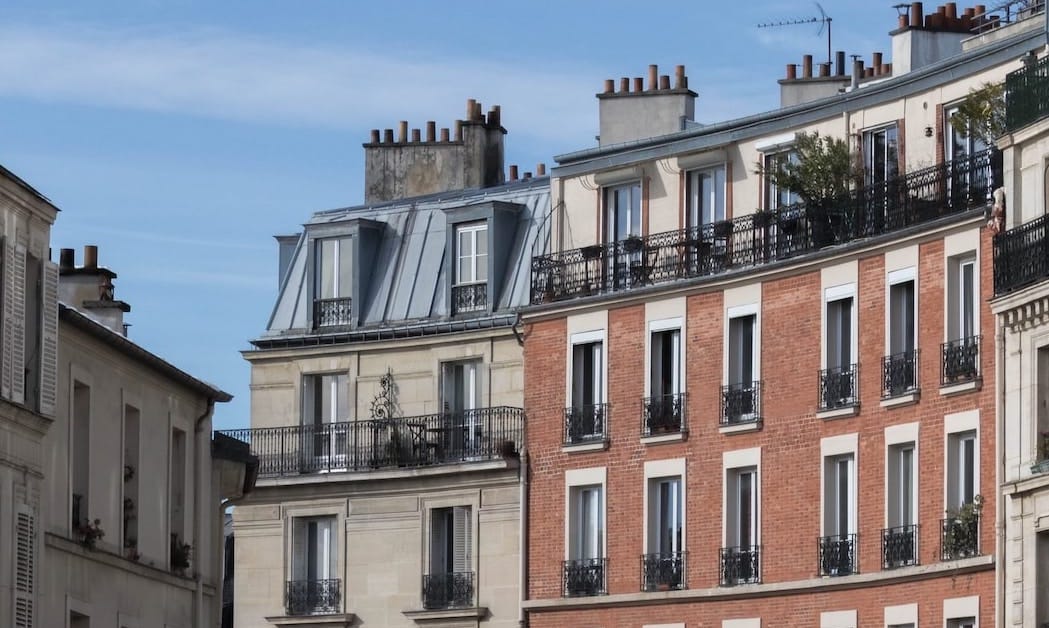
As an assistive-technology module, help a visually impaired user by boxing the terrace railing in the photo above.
[994,213,1049,296]
[1006,53,1049,132]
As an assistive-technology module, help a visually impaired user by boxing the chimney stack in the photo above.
[597,64,697,145]
[58,245,131,336]
[536,163,546,176]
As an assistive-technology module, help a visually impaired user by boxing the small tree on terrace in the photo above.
[758,132,860,205]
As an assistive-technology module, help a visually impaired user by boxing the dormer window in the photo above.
[453,223,488,314]
[314,236,353,328]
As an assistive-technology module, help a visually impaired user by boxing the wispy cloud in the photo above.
[63,225,273,251]
[120,267,275,290]
[0,23,596,144]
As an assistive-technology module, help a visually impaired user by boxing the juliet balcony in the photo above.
[217,406,523,478]
[422,571,474,610]
[285,578,342,616]
[531,150,993,305]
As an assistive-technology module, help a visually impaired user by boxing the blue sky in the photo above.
[0,1,893,430]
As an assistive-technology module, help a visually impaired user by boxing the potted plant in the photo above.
[622,235,644,254]
[75,518,105,550]
[170,533,192,575]
[943,494,983,559]
[124,538,140,562]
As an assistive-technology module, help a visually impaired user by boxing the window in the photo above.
[947,431,977,511]
[170,428,187,543]
[821,294,857,410]
[723,314,759,424]
[425,506,473,609]
[441,361,483,458]
[763,150,799,210]
[947,619,975,628]
[885,278,917,397]
[883,443,917,568]
[288,516,339,615]
[820,453,856,576]
[124,405,140,556]
[313,237,352,327]
[645,327,683,435]
[863,125,900,187]
[643,477,684,590]
[302,374,348,471]
[688,165,726,226]
[604,182,642,243]
[453,223,488,314]
[565,484,606,596]
[946,105,988,163]
[943,414,980,559]
[71,381,90,532]
[722,467,759,585]
[567,339,605,443]
[14,504,35,628]
[944,254,979,385]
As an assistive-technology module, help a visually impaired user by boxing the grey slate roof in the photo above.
[260,177,551,341]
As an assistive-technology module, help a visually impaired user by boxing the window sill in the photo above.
[562,440,609,454]
[403,606,488,623]
[940,379,981,396]
[265,613,357,627]
[641,431,687,445]
[880,391,919,408]
[719,421,762,435]
[816,405,859,420]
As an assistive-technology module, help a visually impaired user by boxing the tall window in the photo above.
[442,361,482,456]
[763,150,799,210]
[314,237,352,300]
[570,486,604,560]
[948,255,976,341]
[946,106,988,163]
[863,125,900,187]
[572,341,604,410]
[688,165,726,226]
[71,381,91,530]
[827,297,853,370]
[727,468,757,548]
[455,223,488,286]
[728,315,756,388]
[170,428,187,542]
[288,516,340,615]
[825,454,855,537]
[648,477,682,555]
[303,374,348,466]
[887,444,915,529]
[604,182,642,243]
[123,405,140,555]
[650,329,680,398]
[888,280,915,356]
[430,506,472,575]
[947,431,977,510]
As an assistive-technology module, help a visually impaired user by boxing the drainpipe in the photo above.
[518,445,529,628]
[195,399,217,628]
[995,318,1006,628]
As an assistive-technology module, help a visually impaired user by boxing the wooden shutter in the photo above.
[452,506,471,573]
[4,244,26,405]
[14,504,35,628]
[2,240,12,399]
[38,262,58,417]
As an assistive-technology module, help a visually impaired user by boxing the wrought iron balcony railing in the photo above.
[1006,53,1049,132]
[564,403,608,445]
[941,515,980,560]
[941,335,980,386]
[285,578,341,616]
[818,365,858,411]
[531,150,993,304]
[818,533,857,576]
[313,297,353,328]
[563,558,607,597]
[720,381,762,426]
[882,350,919,398]
[881,524,918,569]
[994,213,1049,296]
[641,393,686,436]
[640,551,686,591]
[72,492,83,529]
[452,282,487,315]
[216,406,522,478]
[720,545,761,586]
[422,571,474,610]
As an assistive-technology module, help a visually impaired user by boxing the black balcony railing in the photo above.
[531,150,993,304]
[881,524,918,569]
[71,493,83,529]
[941,336,980,386]
[563,558,607,597]
[720,381,762,426]
[818,533,857,576]
[1006,53,1049,132]
[313,297,353,328]
[720,545,761,586]
[422,571,474,610]
[882,350,919,398]
[564,403,608,445]
[818,365,858,411]
[216,406,522,478]
[640,551,686,591]
[452,283,487,315]
[642,393,686,436]
[941,515,980,560]
[994,213,1049,296]
[285,578,341,616]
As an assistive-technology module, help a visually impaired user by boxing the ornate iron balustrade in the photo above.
[993,213,1049,296]
[881,524,918,569]
[564,403,608,445]
[1006,53,1049,132]
[641,393,686,436]
[720,545,760,586]
[941,515,980,560]
[720,381,762,426]
[285,578,341,616]
[818,533,857,576]
[216,406,522,478]
[640,551,686,591]
[941,336,980,386]
[563,558,607,597]
[313,297,353,328]
[882,350,919,398]
[452,283,487,315]
[531,150,993,304]
[422,571,474,610]
[818,365,858,411]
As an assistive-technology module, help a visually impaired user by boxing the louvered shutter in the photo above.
[38,262,57,417]
[452,506,471,573]
[2,240,12,399]
[14,504,35,628]
[5,244,26,405]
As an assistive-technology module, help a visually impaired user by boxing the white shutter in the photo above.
[7,244,26,405]
[2,240,12,399]
[38,262,57,417]
[452,506,471,573]
[14,504,35,628]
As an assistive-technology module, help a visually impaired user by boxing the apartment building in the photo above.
[224,103,546,627]
[521,4,1045,627]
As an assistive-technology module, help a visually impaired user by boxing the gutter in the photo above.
[194,398,216,628]
[995,317,1007,628]
[518,444,529,628]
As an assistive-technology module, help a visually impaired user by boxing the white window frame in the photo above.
[820,434,858,537]
[604,181,643,244]
[454,222,488,286]
[884,422,920,529]
[943,231,979,345]
[821,610,858,628]
[687,163,727,227]
[647,317,683,398]
[944,410,980,511]
[564,467,607,561]
[643,458,686,556]
[886,267,917,356]
[823,283,857,371]
[284,501,345,589]
[723,620,761,628]
[947,254,977,342]
[943,595,979,628]
[862,123,900,186]
[723,448,761,549]
[884,602,918,628]
[761,148,800,211]
[313,236,353,300]
[568,329,607,410]
[725,304,759,388]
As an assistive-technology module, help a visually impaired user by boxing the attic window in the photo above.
[453,222,487,314]
[313,236,353,328]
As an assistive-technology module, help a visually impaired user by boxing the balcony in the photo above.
[1035,432,1049,474]
[882,350,918,398]
[641,393,686,436]
[818,365,858,412]
[422,571,474,610]
[818,533,857,576]
[1006,53,1049,132]
[941,515,980,560]
[313,297,353,328]
[941,336,980,386]
[531,150,992,305]
[720,381,762,426]
[563,558,607,597]
[564,403,608,445]
[640,551,686,591]
[881,524,918,569]
[452,282,487,315]
[993,213,1049,296]
[720,545,760,586]
[216,406,522,478]
[285,578,341,616]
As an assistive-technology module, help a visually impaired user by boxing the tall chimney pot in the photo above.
[786,64,797,80]
[537,163,546,176]
[398,121,408,143]
[84,245,98,269]
[674,65,685,89]
[911,2,924,28]
[440,127,450,142]
[454,120,464,142]
[648,64,658,91]
[872,52,883,72]
[59,248,74,270]
[369,129,380,143]
[466,99,476,120]
[836,50,846,75]
[426,121,435,142]
[410,128,420,142]
[802,54,813,78]
[383,128,394,143]
[620,77,630,92]
[509,165,518,181]
[659,75,670,90]
[819,62,830,77]
[633,77,644,92]
[603,79,615,94]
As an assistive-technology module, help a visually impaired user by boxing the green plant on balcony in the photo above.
[755,132,860,205]
[124,537,140,562]
[949,82,1006,145]
[1033,431,1049,473]
[943,494,983,560]
[170,533,192,575]
[75,518,105,549]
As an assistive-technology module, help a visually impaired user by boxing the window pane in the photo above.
[739,472,752,546]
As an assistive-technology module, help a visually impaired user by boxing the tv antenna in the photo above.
[758,2,833,67]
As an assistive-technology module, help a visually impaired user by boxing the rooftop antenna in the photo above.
[757,2,833,67]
